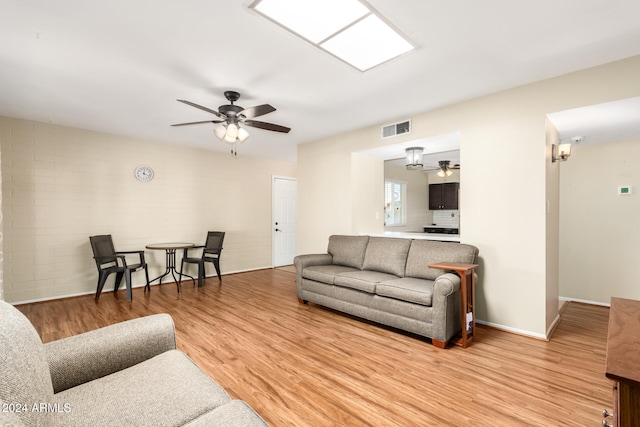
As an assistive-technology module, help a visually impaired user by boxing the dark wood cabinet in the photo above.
[429,182,459,210]
[604,297,640,427]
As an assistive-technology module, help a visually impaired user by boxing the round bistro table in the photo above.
[145,243,195,292]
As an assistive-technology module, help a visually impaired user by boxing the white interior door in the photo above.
[273,177,297,267]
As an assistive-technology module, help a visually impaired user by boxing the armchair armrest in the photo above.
[183,245,205,257]
[44,313,176,393]
[116,250,146,266]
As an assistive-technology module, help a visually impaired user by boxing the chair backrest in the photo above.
[204,231,225,255]
[89,235,117,267]
[0,300,54,426]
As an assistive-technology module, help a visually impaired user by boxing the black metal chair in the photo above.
[178,231,225,287]
[89,235,150,301]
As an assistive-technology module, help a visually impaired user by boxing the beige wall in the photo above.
[351,154,384,234]
[560,138,640,304]
[0,117,296,303]
[298,55,640,338]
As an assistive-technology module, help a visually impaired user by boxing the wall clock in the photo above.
[134,166,154,182]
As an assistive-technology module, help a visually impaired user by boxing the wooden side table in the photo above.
[428,262,479,348]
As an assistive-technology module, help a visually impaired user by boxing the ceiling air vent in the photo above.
[381,119,411,139]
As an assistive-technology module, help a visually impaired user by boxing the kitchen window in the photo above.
[384,179,406,226]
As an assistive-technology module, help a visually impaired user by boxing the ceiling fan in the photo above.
[171,90,291,154]
[424,160,460,177]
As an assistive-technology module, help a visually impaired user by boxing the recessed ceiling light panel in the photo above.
[252,0,368,44]
[321,14,415,71]
[249,0,415,71]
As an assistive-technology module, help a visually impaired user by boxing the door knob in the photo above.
[275,228,281,232]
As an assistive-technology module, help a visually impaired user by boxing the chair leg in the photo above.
[213,259,222,282]
[197,261,204,288]
[144,266,150,293]
[113,272,124,294]
[95,273,110,302]
[178,259,185,285]
[124,269,133,301]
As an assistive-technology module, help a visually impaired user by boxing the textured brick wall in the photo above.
[0,117,296,303]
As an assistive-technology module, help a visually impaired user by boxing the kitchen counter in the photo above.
[375,232,461,242]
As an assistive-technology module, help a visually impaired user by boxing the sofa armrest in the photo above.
[294,254,333,298]
[44,313,176,393]
[433,273,461,297]
[294,253,333,270]
[431,273,462,342]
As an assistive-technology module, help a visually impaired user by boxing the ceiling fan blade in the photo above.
[171,120,224,127]
[177,99,224,118]
[243,119,291,133]
[239,104,276,119]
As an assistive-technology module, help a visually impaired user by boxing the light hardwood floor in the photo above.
[18,269,612,426]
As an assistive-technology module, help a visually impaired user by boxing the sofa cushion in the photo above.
[53,350,231,427]
[335,270,399,293]
[362,237,411,277]
[405,240,478,280]
[327,235,369,269]
[303,265,359,284]
[0,300,54,427]
[184,400,269,427]
[376,278,435,306]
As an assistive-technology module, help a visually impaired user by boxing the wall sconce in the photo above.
[552,143,572,162]
[405,147,424,169]
[552,136,582,162]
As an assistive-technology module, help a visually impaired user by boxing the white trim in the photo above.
[559,296,610,307]
[476,319,547,340]
[546,314,561,340]
[9,266,272,306]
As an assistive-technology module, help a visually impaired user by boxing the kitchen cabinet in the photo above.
[429,182,459,210]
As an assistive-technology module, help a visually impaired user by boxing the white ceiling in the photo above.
[2,1,640,163]
[547,96,640,145]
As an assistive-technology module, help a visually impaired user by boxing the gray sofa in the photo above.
[0,300,268,427]
[295,235,479,348]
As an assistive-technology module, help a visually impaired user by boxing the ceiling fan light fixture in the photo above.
[238,127,250,142]
[172,91,289,155]
[214,124,227,140]
[436,160,454,177]
[226,123,239,139]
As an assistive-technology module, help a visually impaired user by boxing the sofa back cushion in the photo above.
[327,235,370,269]
[405,240,479,280]
[362,237,411,277]
[0,300,54,426]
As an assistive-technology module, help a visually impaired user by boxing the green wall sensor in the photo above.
[618,186,632,195]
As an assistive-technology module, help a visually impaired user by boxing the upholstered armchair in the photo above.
[0,300,268,426]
